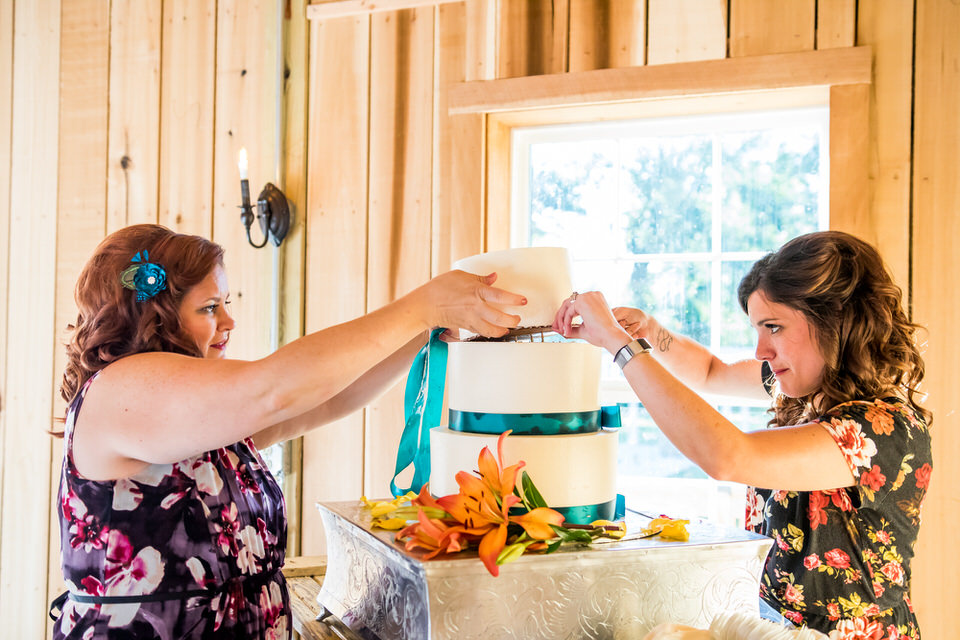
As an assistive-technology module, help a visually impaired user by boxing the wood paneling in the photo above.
[816,0,856,49]
[854,1,914,293]
[281,0,311,557]
[0,0,13,567]
[435,1,486,275]
[364,7,435,496]
[106,0,162,230]
[647,0,725,65]
[827,84,870,242]
[0,1,61,636]
[48,4,111,635]
[159,0,217,237]
[301,15,370,555]
[910,3,960,637]
[499,0,568,78]
[212,0,280,362]
[569,0,647,71]
[729,0,815,57]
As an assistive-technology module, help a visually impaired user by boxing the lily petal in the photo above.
[511,507,565,540]
[477,523,508,577]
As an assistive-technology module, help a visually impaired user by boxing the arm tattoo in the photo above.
[656,327,673,353]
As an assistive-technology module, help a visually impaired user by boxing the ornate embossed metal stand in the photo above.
[316,501,773,640]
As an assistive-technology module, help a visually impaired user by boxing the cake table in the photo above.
[315,500,773,639]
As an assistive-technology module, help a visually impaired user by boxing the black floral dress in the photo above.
[53,372,290,639]
[746,397,931,639]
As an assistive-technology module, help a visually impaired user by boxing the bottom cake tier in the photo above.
[429,427,619,523]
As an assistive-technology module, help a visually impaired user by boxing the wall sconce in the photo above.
[238,147,290,248]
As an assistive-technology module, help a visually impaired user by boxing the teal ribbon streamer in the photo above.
[390,329,448,498]
[448,404,622,435]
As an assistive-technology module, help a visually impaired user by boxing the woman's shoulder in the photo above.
[817,396,929,452]
[824,396,926,427]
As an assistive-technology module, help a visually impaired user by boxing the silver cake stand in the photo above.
[314,500,773,640]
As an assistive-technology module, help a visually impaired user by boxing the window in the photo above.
[512,107,829,527]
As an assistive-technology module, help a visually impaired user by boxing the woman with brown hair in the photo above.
[554,231,931,638]
[52,223,525,639]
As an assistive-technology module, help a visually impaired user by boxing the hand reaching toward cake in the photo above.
[419,270,526,338]
[553,290,633,355]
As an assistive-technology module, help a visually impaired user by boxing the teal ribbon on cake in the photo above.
[449,404,622,435]
[390,328,448,498]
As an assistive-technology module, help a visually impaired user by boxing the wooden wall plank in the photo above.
[365,7,435,496]
[827,84,870,240]
[159,0,217,236]
[854,1,913,293]
[485,117,511,251]
[0,0,14,564]
[281,0,311,558]
[464,0,497,83]
[910,4,960,637]
[816,0,855,49]
[0,1,60,635]
[570,0,647,71]
[47,3,111,634]
[647,0,726,65]
[107,0,162,231]
[212,0,279,362]
[498,0,567,78]
[301,15,370,555]
[435,1,486,275]
[729,0,815,57]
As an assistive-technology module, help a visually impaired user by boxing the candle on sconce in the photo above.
[238,147,248,180]
[238,147,254,232]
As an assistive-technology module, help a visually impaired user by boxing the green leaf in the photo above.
[551,525,593,543]
[545,540,563,554]
[521,471,549,510]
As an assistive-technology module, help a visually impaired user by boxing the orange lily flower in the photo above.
[510,507,565,540]
[477,430,525,498]
[396,509,467,560]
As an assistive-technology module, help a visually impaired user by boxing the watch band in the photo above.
[614,338,653,370]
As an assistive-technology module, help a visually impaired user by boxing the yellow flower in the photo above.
[642,516,690,541]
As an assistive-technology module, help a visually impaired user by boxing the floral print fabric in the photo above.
[54,373,290,639]
[746,397,931,639]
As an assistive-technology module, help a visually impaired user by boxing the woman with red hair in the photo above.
[51,224,524,639]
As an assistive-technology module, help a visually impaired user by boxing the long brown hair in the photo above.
[59,224,225,413]
[737,230,931,427]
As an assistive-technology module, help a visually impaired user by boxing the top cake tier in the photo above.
[454,247,573,329]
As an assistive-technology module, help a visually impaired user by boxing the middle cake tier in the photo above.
[447,340,602,434]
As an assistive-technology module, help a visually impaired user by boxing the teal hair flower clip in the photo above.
[120,250,168,301]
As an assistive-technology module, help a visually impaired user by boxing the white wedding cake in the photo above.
[429,247,619,524]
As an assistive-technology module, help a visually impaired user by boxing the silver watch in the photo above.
[614,338,653,369]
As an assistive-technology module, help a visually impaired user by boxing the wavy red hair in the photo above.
[58,225,225,428]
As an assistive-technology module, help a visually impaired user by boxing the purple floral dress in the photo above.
[53,372,291,639]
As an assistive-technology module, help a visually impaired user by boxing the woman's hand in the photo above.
[418,270,526,338]
[553,291,632,354]
[612,306,653,340]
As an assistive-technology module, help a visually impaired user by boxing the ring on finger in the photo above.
[571,291,578,301]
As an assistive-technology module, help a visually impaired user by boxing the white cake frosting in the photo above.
[430,247,618,523]
[447,341,600,414]
[453,247,573,329]
[430,428,618,508]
